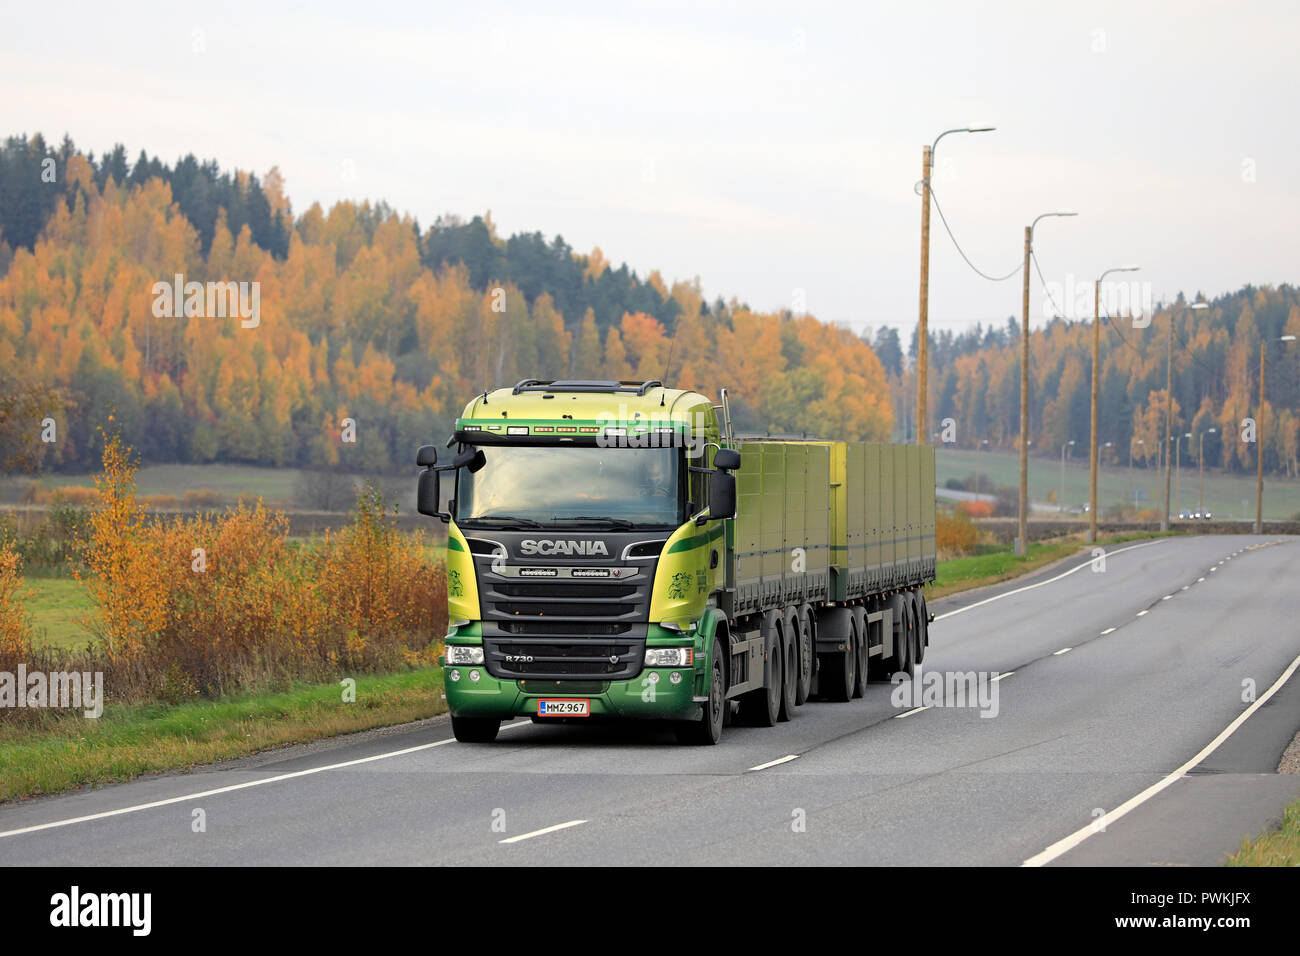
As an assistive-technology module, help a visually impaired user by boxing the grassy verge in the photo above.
[925,531,1176,600]
[1228,800,1300,866]
[0,668,445,803]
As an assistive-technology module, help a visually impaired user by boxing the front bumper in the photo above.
[444,665,703,721]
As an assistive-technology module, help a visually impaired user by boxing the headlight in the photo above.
[644,647,694,667]
[446,645,484,665]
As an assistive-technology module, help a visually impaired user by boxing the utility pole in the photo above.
[1199,428,1215,516]
[1162,312,1174,533]
[916,125,995,447]
[1090,266,1138,542]
[917,144,932,447]
[1018,211,1075,555]
[1256,340,1266,534]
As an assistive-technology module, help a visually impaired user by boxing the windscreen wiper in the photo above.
[559,515,636,529]
[464,515,545,528]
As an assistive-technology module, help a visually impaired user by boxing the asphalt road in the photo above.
[1,534,1297,866]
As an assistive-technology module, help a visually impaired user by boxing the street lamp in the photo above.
[1060,439,1075,513]
[918,124,996,447]
[1198,427,1216,517]
[1163,302,1209,531]
[1017,209,1077,555]
[1090,264,1140,542]
[1256,334,1298,532]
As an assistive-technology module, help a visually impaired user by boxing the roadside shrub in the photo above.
[958,499,995,519]
[71,436,445,701]
[936,509,978,558]
[0,544,33,668]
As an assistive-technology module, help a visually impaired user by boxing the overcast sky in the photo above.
[4,0,1297,336]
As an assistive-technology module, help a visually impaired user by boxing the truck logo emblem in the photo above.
[519,539,610,556]
[609,655,620,664]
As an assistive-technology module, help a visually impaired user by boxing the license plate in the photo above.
[537,698,590,717]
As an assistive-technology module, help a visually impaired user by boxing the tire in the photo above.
[914,591,928,665]
[451,714,501,743]
[793,605,813,706]
[778,625,798,722]
[820,625,856,703]
[893,594,914,681]
[851,606,869,699]
[676,652,725,745]
[739,630,782,727]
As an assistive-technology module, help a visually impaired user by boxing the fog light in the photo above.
[644,647,694,667]
[446,645,484,665]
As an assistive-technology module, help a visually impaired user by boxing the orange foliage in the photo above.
[936,509,978,558]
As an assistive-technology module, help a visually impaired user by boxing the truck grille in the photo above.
[485,638,642,680]
[476,555,654,680]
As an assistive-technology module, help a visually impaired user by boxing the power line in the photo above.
[1029,250,1066,318]
[928,186,1022,282]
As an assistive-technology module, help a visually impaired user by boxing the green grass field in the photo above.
[21,577,97,651]
[937,447,1300,521]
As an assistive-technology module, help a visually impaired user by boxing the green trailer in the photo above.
[417,379,936,744]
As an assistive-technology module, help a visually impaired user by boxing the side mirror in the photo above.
[713,448,740,471]
[417,468,442,518]
[416,445,438,467]
[709,471,737,520]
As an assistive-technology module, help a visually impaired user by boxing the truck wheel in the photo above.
[913,591,928,665]
[820,625,856,702]
[792,606,812,706]
[778,628,798,722]
[739,637,782,726]
[676,654,725,745]
[451,714,501,743]
[851,606,868,699]
[895,601,915,680]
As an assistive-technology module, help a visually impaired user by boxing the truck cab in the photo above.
[417,380,738,744]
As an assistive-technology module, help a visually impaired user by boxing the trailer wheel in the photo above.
[451,715,501,743]
[676,653,725,745]
[913,592,928,665]
[851,606,869,699]
[819,623,856,703]
[792,605,813,706]
[739,632,782,727]
[895,598,915,680]
[778,626,798,722]
[800,605,817,702]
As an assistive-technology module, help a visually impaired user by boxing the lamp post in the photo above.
[1090,265,1140,542]
[1130,437,1144,512]
[1257,334,1298,532]
[1017,210,1077,555]
[1175,432,1191,515]
[1163,302,1209,531]
[918,124,995,447]
[1198,428,1216,517]
[1060,439,1075,513]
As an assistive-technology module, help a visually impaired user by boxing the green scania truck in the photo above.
[417,379,936,745]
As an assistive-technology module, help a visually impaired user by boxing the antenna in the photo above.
[660,313,683,397]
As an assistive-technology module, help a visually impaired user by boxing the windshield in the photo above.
[456,445,683,528]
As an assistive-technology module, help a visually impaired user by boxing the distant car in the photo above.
[1178,510,1190,519]
[1202,511,1213,520]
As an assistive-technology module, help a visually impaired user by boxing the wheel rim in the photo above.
[710,660,723,730]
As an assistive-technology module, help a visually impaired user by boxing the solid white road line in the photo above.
[992,671,1015,681]
[893,707,928,719]
[748,754,800,771]
[499,819,587,844]
[933,539,1168,623]
[1023,651,1300,867]
[0,716,536,841]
